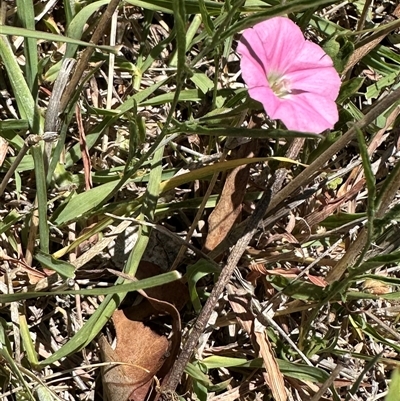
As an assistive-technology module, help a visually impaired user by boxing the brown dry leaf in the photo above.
[76,103,93,190]
[100,262,187,401]
[204,142,254,252]
[122,291,182,390]
[0,136,8,167]
[100,313,169,401]
[0,249,47,283]
[227,284,287,401]
[247,263,300,281]
[298,179,365,233]
[307,273,328,288]
[363,278,390,295]
[135,262,186,389]
[255,330,287,401]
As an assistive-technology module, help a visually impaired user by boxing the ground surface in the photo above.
[1,1,400,400]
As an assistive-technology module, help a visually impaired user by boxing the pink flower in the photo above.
[237,17,341,133]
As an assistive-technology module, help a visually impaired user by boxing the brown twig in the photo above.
[59,0,121,112]
[161,139,305,397]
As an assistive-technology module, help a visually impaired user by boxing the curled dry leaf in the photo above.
[100,262,188,401]
[100,317,169,401]
[204,142,255,252]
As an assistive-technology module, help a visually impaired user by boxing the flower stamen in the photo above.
[269,74,292,98]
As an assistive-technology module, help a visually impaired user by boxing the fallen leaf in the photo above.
[227,284,287,401]
[100,262,188,401]
[307,274,328,288]
[100,315,169,401]
[204,142,255,252]
[0,136,8,167]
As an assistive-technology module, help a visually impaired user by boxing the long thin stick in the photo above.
[59,0,121,112]
[161,139,304,396]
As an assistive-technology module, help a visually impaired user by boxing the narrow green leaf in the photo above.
[0,25,116,53]
[356,127,376,263]
[366,72,399,100]
[185,362,213,385]
[16,0,38,96]
[0,35,41,133]
[172,0,187,80]
[186,260,219,312]
[52,181,119,226]
[0,210,22,235]
[190,72,214,94]
[359,250,400,270]
[201,356,329,382]
[31,146,50,253]
[387,368,400,401]
[19,314,39,366]
[65,0,109,59]
[1,271,181,304]
[198,0,214,36]
[0,119,29,131]
[63,0,77,27]
[337,78,364,104]
[35,251,75,279]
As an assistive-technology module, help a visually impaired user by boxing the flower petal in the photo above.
[237,25,268,76]
[286,40,335,72]
[286,66,341,100]
[285,40,341,100]
[247,85,282,116]
[238,46,269,90]
[272,92,339,133]
[250,17,306,74]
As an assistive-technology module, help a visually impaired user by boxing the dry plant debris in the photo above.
[1,1,400,401]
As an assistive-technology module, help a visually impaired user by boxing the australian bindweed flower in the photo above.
[237,17,341,133]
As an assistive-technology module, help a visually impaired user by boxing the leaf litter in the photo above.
[1,1,400,401]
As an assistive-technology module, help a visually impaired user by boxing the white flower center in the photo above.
[268,72,292,98]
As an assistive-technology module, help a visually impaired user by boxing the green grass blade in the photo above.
[35,251,75,279]
[16,0,38,97]
[0,35,41,133]
[355,127,376,263]
[31,146,49,253]
[0,25,116,53]
[0,271,181,303]
[19,314,39,366]
[386,368,400,401]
